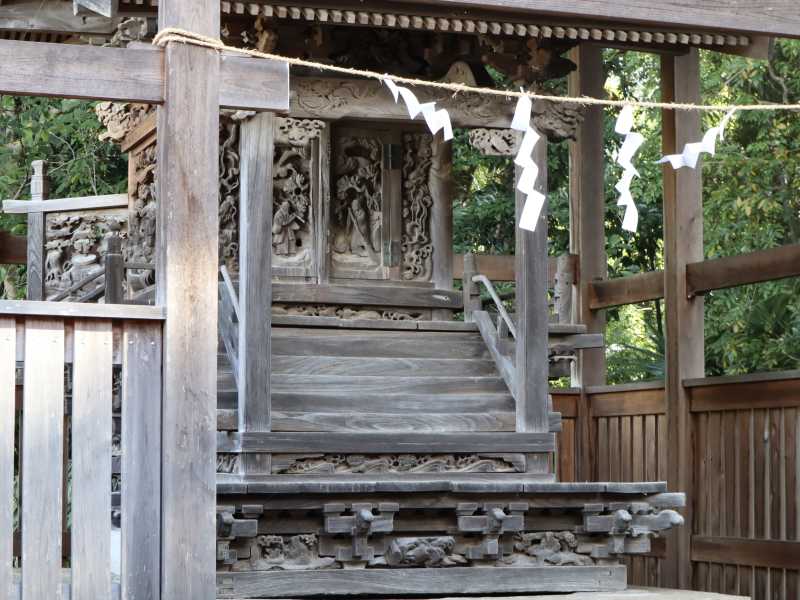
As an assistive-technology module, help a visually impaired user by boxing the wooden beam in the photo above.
[589,270,665,310]
[430,135,454,320]
[514,136,550,473]
[0,39,289,112]
[661,50,703,590]
[219,431,556,454]
[0,299,164,320]
[691,536,800,570]
[0,231,27,264]
[156,0,219,598]
[387,0,800,38]
[25,160,47,301]
[568,44,606,481]
[686,243,800,296]
[0,0,119,35]
[3,193,127,214]
[273,283,463,309]
[238,112,274,475]
[453,253,575,284]
[73,0,118,19]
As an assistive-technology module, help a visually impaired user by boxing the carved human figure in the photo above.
[347,198,374,257]
[272,200,302,255]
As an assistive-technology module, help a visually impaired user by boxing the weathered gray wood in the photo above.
[104,235,124,304]
[661,49,704,590]
[25,160,47,301]
[270,411,516,433]
[156,1,219,598]
[0,300,164,321]
[219,431,555,454]
[73,0,117,18]
[0,39,289,111]
[272,374,508,395]
[514,142,549,434]
[0,1,119,35]
[272,355,498,377]
[273,283,463,309]
[21,319,64,600]
[71,320,112,600]
[473,310,517,398]
[3,193,127,214]
[272,315,478,331]
[121,321,162,600]
[216,565,627,598]
[387,0,800,37]
[238,112,274,475]
[589,270,664,310]
[462,254,482,322]
[0,319,14,600]
[430,134,454,321]
[271,333,488,359]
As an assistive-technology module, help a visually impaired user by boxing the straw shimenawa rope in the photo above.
[153,27,800,113]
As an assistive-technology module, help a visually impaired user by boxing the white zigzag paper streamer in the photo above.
[614,105,645,232]
[658,108,737,170]
[384,79,453,141]
[511,95,546,232]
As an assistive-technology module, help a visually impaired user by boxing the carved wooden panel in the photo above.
[401,133,434,281]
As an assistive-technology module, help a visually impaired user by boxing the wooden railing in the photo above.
[0,300,165,599]
[552,372,800,598]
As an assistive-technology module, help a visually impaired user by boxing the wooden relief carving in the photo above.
[127,142,157,296]
[220,118,241,272]
[273,454,523,474]
[468,128,522,156]
[401,133,434,281]
[275,117,324,146]
[272,305,424,321]
[331,135,385,278]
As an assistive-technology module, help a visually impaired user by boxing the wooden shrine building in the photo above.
[0,1,799,599]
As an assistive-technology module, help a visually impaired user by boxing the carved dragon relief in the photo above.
[220,118,241,272]
[273,454,524,475]
[401,133,434,281]
[271,305,425,321]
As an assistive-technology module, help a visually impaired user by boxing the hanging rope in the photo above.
[153,27,800,113]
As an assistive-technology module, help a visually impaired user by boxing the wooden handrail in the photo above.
[472,274,517,339]
[0,299,165,320]
[49,269,105,302]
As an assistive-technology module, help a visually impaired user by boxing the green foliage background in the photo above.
[2,42,799,381]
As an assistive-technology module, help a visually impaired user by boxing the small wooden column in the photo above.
[568,45,607,481]
[26,160,48,300]
[156,0,220,597]
[430,134,454,320]
[238,113,275,475]
[515,136,550,473]
[661,49,704,590]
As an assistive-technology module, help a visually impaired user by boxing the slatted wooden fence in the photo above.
[0,301,164,600]
[553,373,800,599]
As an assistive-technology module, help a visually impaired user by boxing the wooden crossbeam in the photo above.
[0,38,289,112]
[589,270,665,310]
[3,193,127,214]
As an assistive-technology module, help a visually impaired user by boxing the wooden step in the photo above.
[272,334,489,359]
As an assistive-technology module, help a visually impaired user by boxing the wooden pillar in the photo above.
[568,45,607,482]
[156,0,220,598]
[515,137,550,473]
[430,134,454,320]
[26,160,48,300]
[462,252,481,322]
[238,113,274,475]
[661,49,704,590]
[104,234,124,304]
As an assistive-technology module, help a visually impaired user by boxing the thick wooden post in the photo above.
[26,160,48,300]
[238,113,274,475]
[156,1,220,598]
[462,253,481,322]
[661,50,704,590]
[568,45,607,481]
[430,134,454,321]
[515,136,550,473]
[104,234,124,304]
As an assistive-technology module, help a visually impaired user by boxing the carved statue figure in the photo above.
[347,197,374,257]
[272,200,303,256]
[386,537,467,568]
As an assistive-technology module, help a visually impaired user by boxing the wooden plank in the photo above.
[0,0,118,35]
[0,39,289,112]
[661,49,703,590]
[271,411,516,433]
[273,283,463,309]
[389,0,800,38]
[272,355,498,377]
[591,389,666,417]
[689,379,800,412]
[272,334,489,360]
[473,310,516,397]
[568,44,606,482]
[121,322,161,600]
[21,319,64,600]
[453,253,574,285]
[589,271,665,310]
[514,140,549,440]
[217,565,627,597]
[692,537,800,570]
[73,0,117,19]
[71,320,112,600]
[271,374,508,395]
[685,370,800,387]
[0,231,27,264]
[25,160,47,301]
[0,319,14,600]
[3,193,127,214]
[0,300,164,320]
[686,244,800,296]
[156,1,219,598]
[238,112,275,475]
[220,431,555,454]
[120,112,157,154]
